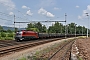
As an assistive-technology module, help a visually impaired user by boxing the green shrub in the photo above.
[78,56,83,60]
[7,33,14,37]
[4,37,13,40]
[0,37,5,40]
[1,32,6,37]
[18,57,26,60]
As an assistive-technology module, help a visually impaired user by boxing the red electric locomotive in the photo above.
[15,30,39,41]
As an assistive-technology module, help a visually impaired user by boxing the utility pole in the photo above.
[61,26,62,34]
[75,24,76,37]
[82,26,83,36]
[86,13,89,38]
[65,13,67,39]
[14,15,15,33]
[19,22,20,30]
[67,24,68,34]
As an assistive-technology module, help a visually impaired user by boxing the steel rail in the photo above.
[61,40,75,60]
[0,38,62,57]
[48,39,75,60]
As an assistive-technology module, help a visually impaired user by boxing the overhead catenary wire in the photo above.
[0,12,14,19]
[0,11,28,21]
[0,2,29,20]
[0,11,28,22]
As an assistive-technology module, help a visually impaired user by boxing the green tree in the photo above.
[54,22,60,33]
[1,32,6,37]
[83,26,87,34]
[48,22,64,33]
[7,29,12,33]
[48,26,54,33]
[60,23,64,34]
[15,28,18,33]
[42,25,47,33]
[76,25,82,34]
[34,22,42,32]
[27,28,39,32]
[26,23,34,30]
[68,23,76,34]
[0,25,3,32]
[26,22,46,32]
[7,33,13,37]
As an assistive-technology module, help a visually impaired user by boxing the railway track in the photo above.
[0,40,33,48]
[48,39,75,60]
[0,38,63,57]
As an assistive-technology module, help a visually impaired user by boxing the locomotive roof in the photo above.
[18,30,38,33]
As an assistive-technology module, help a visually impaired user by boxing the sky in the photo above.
[0,0,90,28]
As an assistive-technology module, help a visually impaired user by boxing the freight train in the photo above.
[15,30,85,41]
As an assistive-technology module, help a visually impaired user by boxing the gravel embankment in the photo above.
[71,37,90,60]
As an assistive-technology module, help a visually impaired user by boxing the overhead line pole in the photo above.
[82,26,83,36]
[13,15,15,40]
[75,24,77,38]
[14,15,15,33]
[65,13,67,39]
[86,13,89,38]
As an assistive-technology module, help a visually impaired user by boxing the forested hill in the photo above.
[2,26,14,31]
[2,26,25,31]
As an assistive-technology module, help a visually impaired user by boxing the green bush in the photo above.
[4,37,13,40]
[7,33,14,37]
[0,36,1,40]
[0,37,5,40]
[0,34,1,38]
[0,32,14,40]
[1,32,6,37]
[18,57,26,60]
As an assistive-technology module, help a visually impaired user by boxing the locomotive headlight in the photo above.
[20,31,22,34]
[20,38,22,40]
[20,38,24,40]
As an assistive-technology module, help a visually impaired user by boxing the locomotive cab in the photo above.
[15,31,24,41]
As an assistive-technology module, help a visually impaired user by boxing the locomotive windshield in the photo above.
[16,31,22,35]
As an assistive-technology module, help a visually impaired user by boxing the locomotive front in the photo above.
[15,31,24,41]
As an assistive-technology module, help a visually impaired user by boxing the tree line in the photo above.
[0,22,90,35]
[26,22,90,34]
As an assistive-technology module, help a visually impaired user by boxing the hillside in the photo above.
[2,26,25,31]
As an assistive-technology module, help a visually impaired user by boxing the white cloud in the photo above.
[9,12,14,15]
[22,5,30,9]
[76,5,79,8]
[0,0,15,10]
[54,7,60,10]
[38,8,47,15]
[22,5,27,9]
[78,15,82,20]
[38,8,55,17]
[47,12,54,17]
[26,10,33,16]
[78,5,90,20]
[87,5,90,10]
